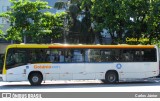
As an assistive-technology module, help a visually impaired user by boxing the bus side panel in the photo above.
[84,62,158,81]
[119,62,159,80]
[84,63,113,80]
[58,63,85,80]
[6,65,28,81]
[144,62,159,78]
[119,63,145,79]
[31,63,85,80]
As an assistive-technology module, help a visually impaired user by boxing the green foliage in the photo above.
[54,1,67,10]
[26,11,66,43]
[124,0,160,44]
[91,0,160,44]
[91,0,129,44]
[0,0,67,43]
[40,12,66,43]
[54,0,95,44]
[6,27,22,41]
[1,0,160,45]
[54,0,80,43]
[0,30,4,38]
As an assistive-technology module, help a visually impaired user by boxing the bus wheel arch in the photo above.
[28,71,43,86]
[103,70,119,84]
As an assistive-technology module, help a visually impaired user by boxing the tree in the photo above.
[80,0,95,44]
[0,0,51,43]
[124,0,160,44]
[39,11,66,43]
[54,0,95,44]
[91,0,160,45]
[0,26,4,38]
[54,0,82,43]
[91,0,128,44]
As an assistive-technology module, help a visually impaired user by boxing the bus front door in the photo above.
[6,49,27,81]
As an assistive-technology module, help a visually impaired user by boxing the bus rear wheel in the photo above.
[29,72,43,86]
[103,71,118,84]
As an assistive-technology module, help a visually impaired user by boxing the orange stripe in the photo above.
[48,45,155,49]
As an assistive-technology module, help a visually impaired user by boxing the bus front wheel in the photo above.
[28,72,43,86]
[103,71,118,84]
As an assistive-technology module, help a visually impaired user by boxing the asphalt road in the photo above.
[0,79,160,92]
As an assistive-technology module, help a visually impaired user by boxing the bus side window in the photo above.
[45,50,51,62]
[100,50,112,62]
[28,50,37,63]
[134,50,143,62]
[121,50,133,62]
[85,50,89,62]
[59,51,64,62]
[6,50,16,67]
[142,49,156,62]
[88,49,101,62]
[49,49,59,63]
[6,49,27,69]
[63,49,84,63]
[65,50,72,62]
[112,50,121,62]
[28,49,50,63]
[72,50,83,62]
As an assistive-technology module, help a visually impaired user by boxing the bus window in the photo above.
[50,49,60,62]
[64,50,72,62]
[112,49,122,62]
[64,49,84,63]
[87,49,114,62]
[121,50,134,62]
[49,49,65,63]
[6,49,27,69]
[121,49,157,62]
[28,49,51,63]
[87,49,100,62]
[142,49,156,62]
[100,50,112,62]
[28,50,37,63]
[72,50,83,62]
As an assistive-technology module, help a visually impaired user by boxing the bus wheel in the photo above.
[29,72,43,86]
[104,71,118,84]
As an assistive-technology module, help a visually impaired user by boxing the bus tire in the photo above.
[28,72,43,86]
[104,71,118,84]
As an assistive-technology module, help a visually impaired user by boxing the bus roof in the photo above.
[6,44,156,49]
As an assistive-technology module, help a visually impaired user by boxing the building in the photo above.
[0,0,11,34]
[0,0,11,54]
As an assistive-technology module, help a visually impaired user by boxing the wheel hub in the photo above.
[108,74,115,82]
[32,76,39,83]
